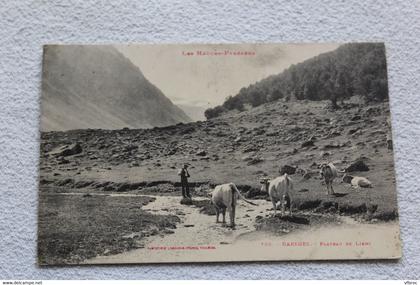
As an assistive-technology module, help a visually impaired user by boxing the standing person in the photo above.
[179,164,191,198]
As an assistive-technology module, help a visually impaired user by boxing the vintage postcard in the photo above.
[38,43,401,265]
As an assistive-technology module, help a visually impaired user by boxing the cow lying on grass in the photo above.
[211,183,257,228]
[260,174,294,217]
[319,162,338,195]
[342,174,372,189]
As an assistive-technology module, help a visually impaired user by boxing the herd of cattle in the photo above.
[210,162,373,228]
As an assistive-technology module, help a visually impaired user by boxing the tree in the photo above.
[212,43,388,116]
[204,106,226,119]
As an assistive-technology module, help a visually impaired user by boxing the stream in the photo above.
[79,193,401,263]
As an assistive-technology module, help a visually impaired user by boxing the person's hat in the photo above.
[184,163,189,168]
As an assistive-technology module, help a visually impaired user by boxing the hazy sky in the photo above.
[116,43,340,108]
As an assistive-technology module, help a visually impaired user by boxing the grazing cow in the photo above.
[211,183,256,228]
[319,162,338,195]
[260,174,294,217]
[342,174,372,189]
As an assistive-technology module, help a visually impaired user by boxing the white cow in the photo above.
[319,162,338,195]
[261,174,294,217]
[342,174,372,189]
[211,183,256,228]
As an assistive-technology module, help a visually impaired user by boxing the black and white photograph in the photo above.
[37,43,401,265]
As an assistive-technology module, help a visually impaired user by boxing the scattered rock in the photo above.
[386,133,393,150]
[55,143,83,157]
[57,157,70,164]
[302,173,312,180]
[180,197,193,205]
[322,142,341,149]
[320,151,331,157]
[75,180,93,188]
[196,150,206,156]
[345,160,369,172]
[364,106,381,116]
[247,157,264,165]
[243,146,259,153]
[328,130,341,137]
[117,183,130,192]
[280,165,296,175]
[266,131,279,137]
[245,187,266,199]
[367,204,378,215]
[351,129,363,136]
[348,128,360,135]
[301,140,314,148]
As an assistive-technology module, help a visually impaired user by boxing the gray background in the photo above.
[0,0,419,279]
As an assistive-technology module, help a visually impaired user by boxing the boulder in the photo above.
[348,128,360,135]
[52,143,83,157]
[310,162,318,168]
[301,140,314,148]
[345,160,369,172]
[57,157,70,164]
[241,155,252,162]
[247,157,264,165]
[320,151,331,157]
[280,165,296,175]
[303,173,312,180]
[180,197,193,205]
[196,150,206,156]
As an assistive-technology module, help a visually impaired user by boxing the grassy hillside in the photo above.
[39,98,397,218]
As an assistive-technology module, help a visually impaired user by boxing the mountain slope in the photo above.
[177,104,207,121]
[205,43,388,119]
[40,45,191,131]
[40,99,397,214]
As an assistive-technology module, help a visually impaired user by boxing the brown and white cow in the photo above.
[260,174,294,217]
[211,183,256,228]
